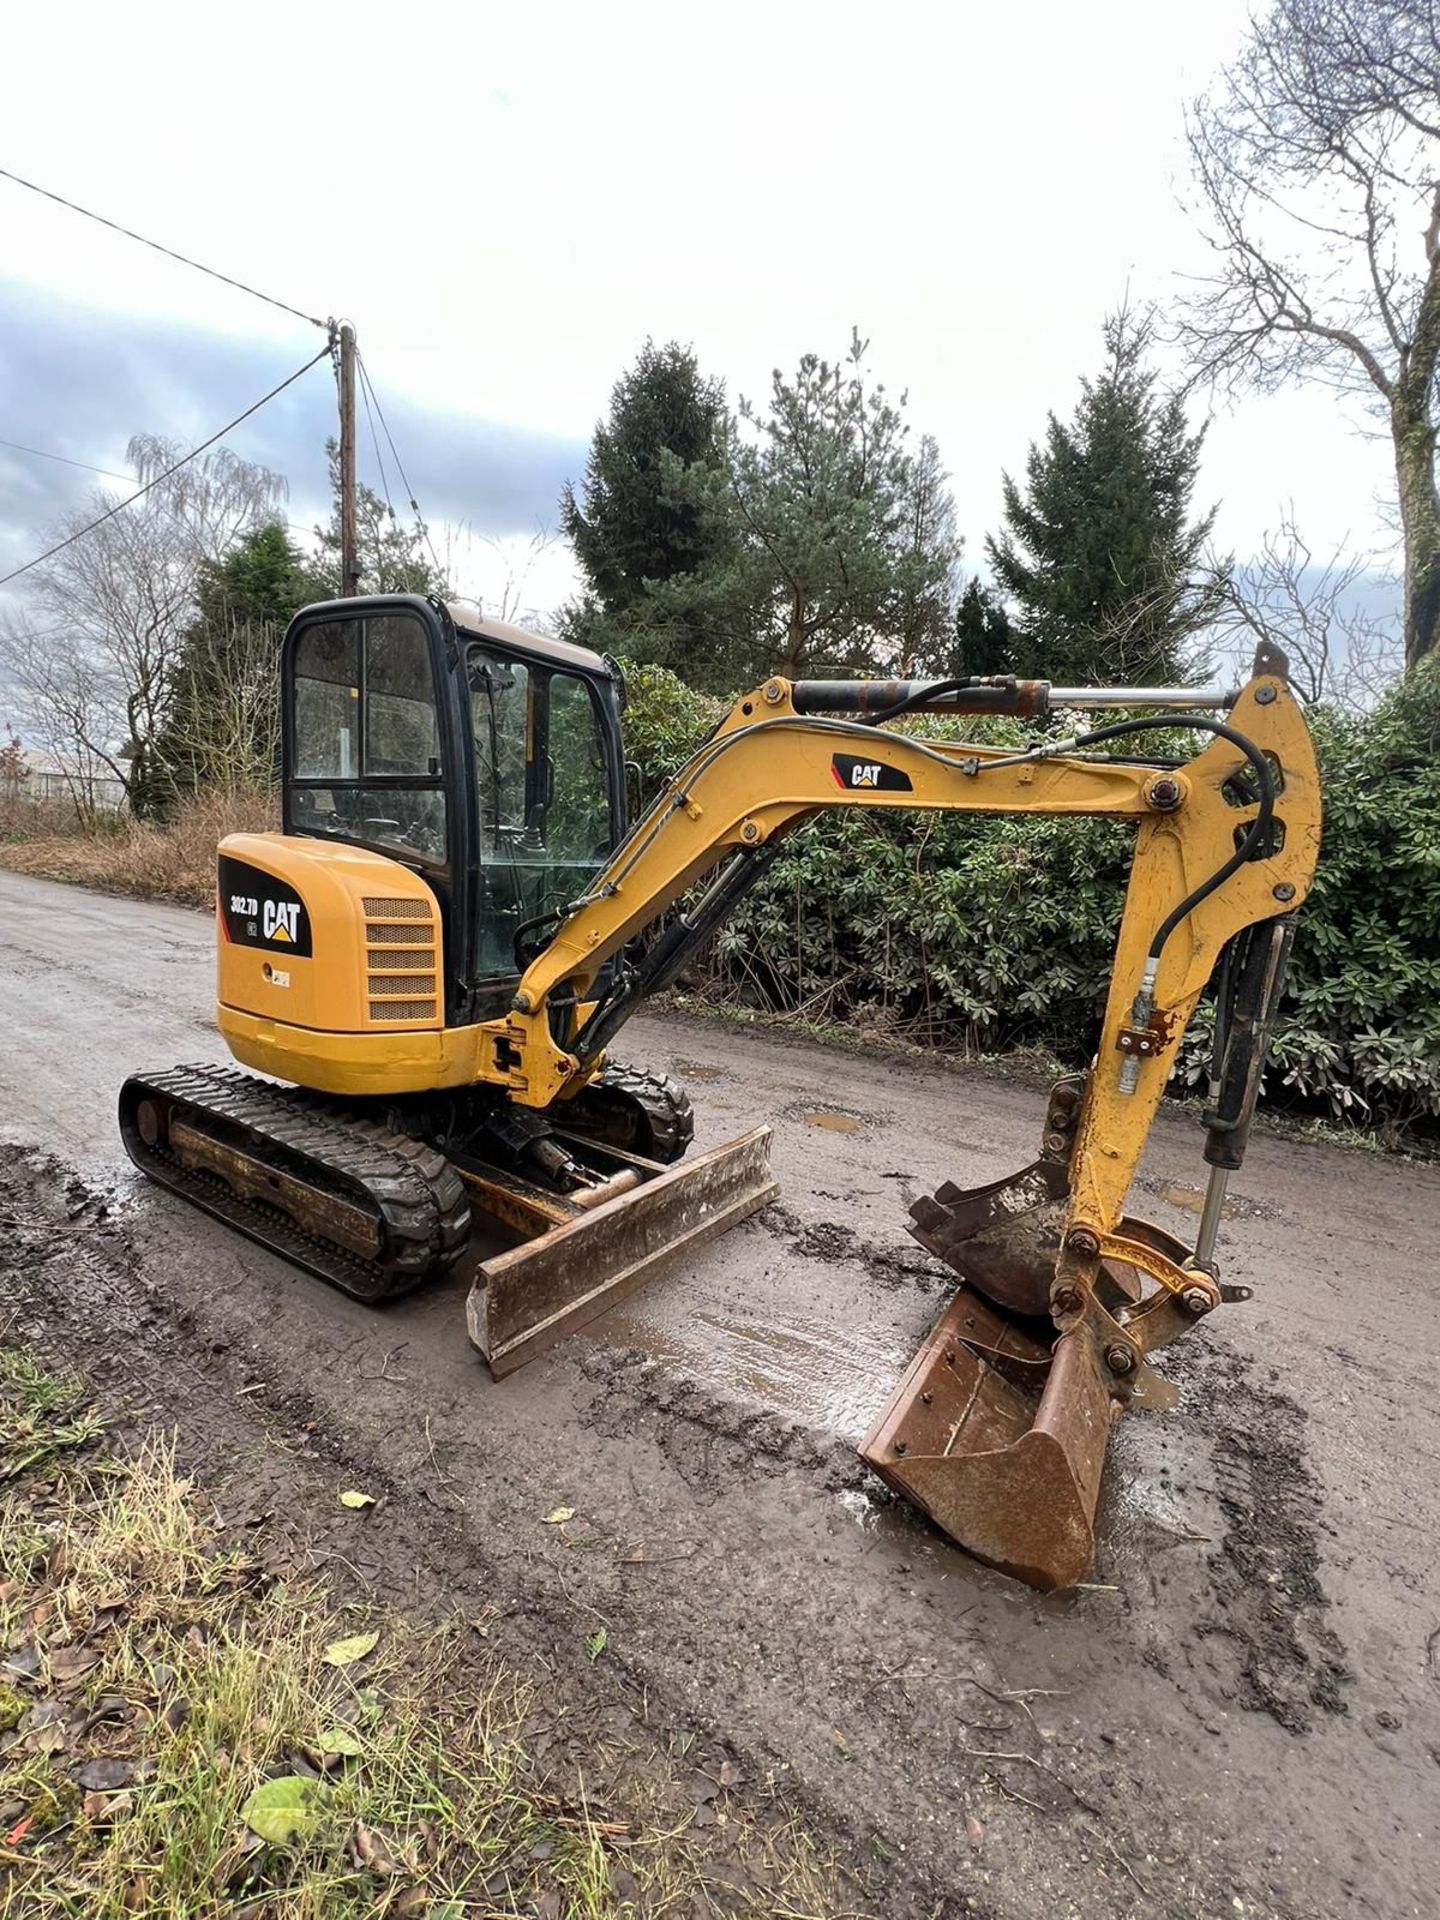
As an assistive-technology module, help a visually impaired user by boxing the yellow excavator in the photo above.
[120,594,1321,1591]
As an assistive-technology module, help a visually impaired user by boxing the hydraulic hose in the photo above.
[1068,715,1276,969]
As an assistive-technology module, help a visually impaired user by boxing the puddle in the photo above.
[1093,1416,1223,1583]
[672,1060,727,1084]
[780,1098,879,1134]
[1160,1182,1233,1218]
[1148,1179,1279,1222]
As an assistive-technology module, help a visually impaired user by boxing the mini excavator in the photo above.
[120,594,1321,1590]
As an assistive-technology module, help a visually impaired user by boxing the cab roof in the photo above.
[445,599,613,679]
[290,593,616,682]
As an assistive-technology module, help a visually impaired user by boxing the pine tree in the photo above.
[701,332,960,681]
[987,312,1220,684]
[952,578,1014,676]
[309,441,445,598]
[153,523,310,799]
[559,341,735,671]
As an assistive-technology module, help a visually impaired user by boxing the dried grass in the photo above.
[0,789,276,910]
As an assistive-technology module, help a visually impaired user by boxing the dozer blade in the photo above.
[860,1290,1116,1591]
[467,1127,778,1376]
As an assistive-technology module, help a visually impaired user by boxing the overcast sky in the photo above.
[0,0,1402,631]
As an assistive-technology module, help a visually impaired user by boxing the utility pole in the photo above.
[337,322,360,597]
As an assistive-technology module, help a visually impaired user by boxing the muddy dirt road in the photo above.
[4,868,1439,1919]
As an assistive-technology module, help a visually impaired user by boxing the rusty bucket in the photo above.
[859,1160,1186,1592]
[859,1287,1117,1591]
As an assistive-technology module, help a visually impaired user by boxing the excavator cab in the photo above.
[280,594,629,1023]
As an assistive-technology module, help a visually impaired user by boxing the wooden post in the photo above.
[338,322,359,596]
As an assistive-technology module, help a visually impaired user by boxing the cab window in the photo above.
[468,645,614,975]
[289,613,447,864]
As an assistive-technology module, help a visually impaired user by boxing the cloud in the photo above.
[0,280,588,587]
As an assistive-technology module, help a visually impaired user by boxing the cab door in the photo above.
[282,596,477,1023]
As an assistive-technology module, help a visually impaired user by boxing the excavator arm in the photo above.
[491,645,1319,1231]
[466,644,1320,1587]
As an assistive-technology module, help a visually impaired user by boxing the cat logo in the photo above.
[218,855,314,957]
[263,899,301,944]
[830,753,914,793]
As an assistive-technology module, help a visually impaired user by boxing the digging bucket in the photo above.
[859,1287,1117,1591]
[466,1127,778,1376]
[858,1150,1188,1592]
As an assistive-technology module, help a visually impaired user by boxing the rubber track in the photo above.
[564,1063,695,1163]
[119,1064,469,1304]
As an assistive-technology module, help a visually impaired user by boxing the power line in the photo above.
[355,352,445,582]
[0,436,135,483]
[0,165,329,332]
[0,344,332,589]
[355,364,397,521]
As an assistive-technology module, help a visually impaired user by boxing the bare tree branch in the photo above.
[1179,0,1440,668]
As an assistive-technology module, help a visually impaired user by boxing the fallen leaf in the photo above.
[84,1790,132,1825]
[535,1893,562,1919]
[353,1687,383,1725]
[322,1631,379,1668]
[543,1507,574,1525]
[240,1775,320,1846]
[966,1813,985,1850]
[352,1819,402,1876]
[338,1490,376,1510]
[586,1628,607,1662]
[316,1726,363,1757]
[390,1891,430,1918]
[49,1646,101,1685]
[76,1758,136,1792]
[163,1699,190,1735]
[530,1837,555,1862]
[5,1815,32,1846]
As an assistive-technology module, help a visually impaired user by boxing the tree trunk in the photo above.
[1394,393,1440,672]
[784,590,806,675]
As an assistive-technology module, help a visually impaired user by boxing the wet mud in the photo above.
[5,870,1440,1918]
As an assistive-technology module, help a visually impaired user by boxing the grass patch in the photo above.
[0,1347,852,1919]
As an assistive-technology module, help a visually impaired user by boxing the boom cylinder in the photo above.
[788,679,1238,718]
[790,678,1050,717]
